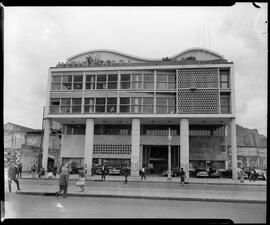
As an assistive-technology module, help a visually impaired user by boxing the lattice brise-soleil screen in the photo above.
[178,89,219,114]
[93,144,131,155]
[178,68,219,114]
[178,68,218,88]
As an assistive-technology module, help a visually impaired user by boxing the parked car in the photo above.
[254,169,266,180]
[108,167,121,175]
[209,170,221,178]
[220,169,232,178]
[196,169,209,178]
[162,168,181,177]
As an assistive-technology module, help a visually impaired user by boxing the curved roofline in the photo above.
[168,47,224,60]
[67,48,225,62]
[67,49,160,62]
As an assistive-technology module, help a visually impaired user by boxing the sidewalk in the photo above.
[19,172,267,186]
[10,173,267,204]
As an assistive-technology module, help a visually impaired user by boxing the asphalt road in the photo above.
[3,193,266,223]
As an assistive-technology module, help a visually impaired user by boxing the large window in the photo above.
[131,97,142,113]
[84,98,95,113]
[62,75,72,90]
[65,125,86,135]
[51,76,61,90]
[120,97,130,113]
[61,98,71,113]
[107,98,117,113]
[108,74,118,89]
[86,75,95,89]
[220,69,230,89]
[157,71,176,90]
[141,125,179,136]
[156,94,176,114]
[73,76,83,89]
[220,93,230,113]
[96,98,106,112]
[130,96,154,113]
[121,74,130,89]
[97,74,107,89]
[131,74,142,89]
[72,98,81,113]
[143,97,154,113]
[94,125,131,135]
[143,73,154,89]
[50,98,60,113]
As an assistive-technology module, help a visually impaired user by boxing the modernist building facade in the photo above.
[42,48,238,179]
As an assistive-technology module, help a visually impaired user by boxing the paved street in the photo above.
[4,178,266,203]
[3,193,266,223]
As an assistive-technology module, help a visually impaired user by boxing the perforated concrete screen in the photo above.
[178,68,218,88]
[94,144,131,155]
[178,68,219,114]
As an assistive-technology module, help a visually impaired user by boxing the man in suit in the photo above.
[8,163,21,192]
[55,167,70,198]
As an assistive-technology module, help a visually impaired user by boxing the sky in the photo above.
[4,4,268,136]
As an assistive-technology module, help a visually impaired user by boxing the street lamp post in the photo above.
[168,128,172,179]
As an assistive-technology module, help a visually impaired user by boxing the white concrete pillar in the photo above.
[84,119,94,175]
[42,118,50,171]
[180,118,189,179]
[139,145,143,170]
[231,118,237,180]
[131,118,140,176]
[246,156,250,167]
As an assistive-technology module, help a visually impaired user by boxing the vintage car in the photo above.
[254,169,266,180]
[196,169,209,178]
[108,167,121,175]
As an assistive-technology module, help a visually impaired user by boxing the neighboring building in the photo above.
[4,122,62,171]
[42,47,239,179]
[227,125,267,170]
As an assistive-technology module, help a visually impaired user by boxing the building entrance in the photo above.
[142,145,180,175]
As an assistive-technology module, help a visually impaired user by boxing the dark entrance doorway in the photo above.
[142,145,180,175]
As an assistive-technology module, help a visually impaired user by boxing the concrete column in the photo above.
[246,156,250,167]
[42,118,50,171]
[154,69,157,113]
[131,118,140,176]
[139,145,143,170]
[84,119,94,175]
[231,118,237,180]
[180,118,189,179]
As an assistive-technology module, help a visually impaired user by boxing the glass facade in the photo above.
[50,68,231,114]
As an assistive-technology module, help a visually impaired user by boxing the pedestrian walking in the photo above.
[76,171,86,192]
[8,163,21,192]
[53,165,58,177]
[31,164,37,178]
[180,168,186,186]
[141,167,146,180]
[101,164,106,181]
[55,167,70,198]
[239,168,245,183]
[18,163,23,178]
[123,166,129,184]
[249,169,256,182]
[84,164,88,174]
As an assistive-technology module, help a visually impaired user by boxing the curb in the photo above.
[15,191,266,204]
[18,177,266,186]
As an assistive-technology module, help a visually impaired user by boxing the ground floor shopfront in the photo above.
[41,117,238,179]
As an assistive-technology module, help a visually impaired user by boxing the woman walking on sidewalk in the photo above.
[76,171,86,192]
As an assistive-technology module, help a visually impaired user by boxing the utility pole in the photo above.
[38,106,45,172]
[168,128,172,179]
